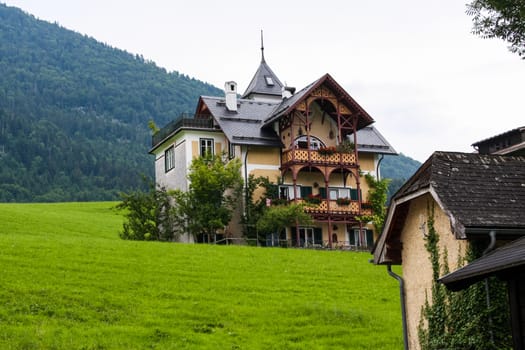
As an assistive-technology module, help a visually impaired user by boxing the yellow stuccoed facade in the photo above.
[400,193,468,350]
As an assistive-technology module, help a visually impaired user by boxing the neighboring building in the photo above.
[472,126,525,156]
[150,48,396,246]
[372,151,525,349]
[439,236,525,350]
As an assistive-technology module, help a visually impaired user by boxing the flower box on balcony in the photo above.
[304,194,322,205]
[336,197,351,205]
[318,146,337,156]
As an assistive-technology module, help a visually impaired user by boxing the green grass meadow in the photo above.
[0,202,402,349]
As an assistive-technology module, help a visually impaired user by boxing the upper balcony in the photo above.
[281,148,357,168]
[152,114,215,148]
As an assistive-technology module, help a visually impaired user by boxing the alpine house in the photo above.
[150,45,396,246]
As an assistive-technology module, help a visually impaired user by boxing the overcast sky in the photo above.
[4,0,524,162]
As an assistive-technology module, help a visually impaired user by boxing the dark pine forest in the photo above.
[0,3,419,202]
[0,4,221,201]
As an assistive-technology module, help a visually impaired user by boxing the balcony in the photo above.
[152,114,215,148]
[281,148,357,167]
[298,199,372,216]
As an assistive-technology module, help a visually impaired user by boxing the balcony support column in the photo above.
[324,178,333,248]
[293,174,300,247]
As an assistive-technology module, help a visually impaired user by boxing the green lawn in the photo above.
[0,202,402,349]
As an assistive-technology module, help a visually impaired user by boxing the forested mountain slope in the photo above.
[0,4,221,201]
[381,153,421,200]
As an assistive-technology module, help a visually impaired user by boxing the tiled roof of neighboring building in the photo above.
[350,126,397,155]
[439,236,525,291]
[373,151,525,265]
[395,152,525,233]
[200,96,283,147]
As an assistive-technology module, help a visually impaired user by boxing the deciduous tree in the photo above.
[467,0,525,57]
[172,154,243,241]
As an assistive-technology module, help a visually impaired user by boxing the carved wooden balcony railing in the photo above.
[281,149,357,167]
[297,199,373,216]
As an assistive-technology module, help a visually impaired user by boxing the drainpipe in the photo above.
[376,154,384,181]
[387,265,409,350]
[243,146,250,235]
[483,230,497,345]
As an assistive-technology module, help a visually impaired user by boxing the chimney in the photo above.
[225,81,237,112]
[282,86,296,99]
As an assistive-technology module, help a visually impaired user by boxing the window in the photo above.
[200,138,214,157]
[264,75,274,86]
[325,187,356,200]
[164,146,175,172]
[291,227,323,247]
[279,185,295,200]
[349,229,374,247]
[294,136,325,150]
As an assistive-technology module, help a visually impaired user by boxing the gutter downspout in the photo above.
[483,230,497,345]
[376,154,384,181]
[243,146,250,238]
[387,265,409,350]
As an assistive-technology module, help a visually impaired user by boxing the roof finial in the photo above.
[260,29,265,63]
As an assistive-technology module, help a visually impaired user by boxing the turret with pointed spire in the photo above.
[242,30,284,101]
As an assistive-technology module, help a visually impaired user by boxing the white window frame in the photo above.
[328,187,352,199]
[279,185,299,200]
[200,138,214,157]
[164,146,175,172]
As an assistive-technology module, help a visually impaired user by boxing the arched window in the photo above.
[294,135,325,150]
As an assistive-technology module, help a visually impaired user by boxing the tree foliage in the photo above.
[256,203,313,236]
[116,179,178,241]
[172,154,243,241]
[467,0,525,58]
[358,174,391,233]
[241,175,278,241]
[0,4,221,202]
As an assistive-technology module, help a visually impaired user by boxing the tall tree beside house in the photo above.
[171,154,243,242]
[467,0,525,57]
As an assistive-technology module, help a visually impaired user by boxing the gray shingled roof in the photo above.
[439,236,525,291]
[242,59,284,99]
[350,126,397,155]
[200,96,283,147]
[373,151,525,265]
[395,151,525,233]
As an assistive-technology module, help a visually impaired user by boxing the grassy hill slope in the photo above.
[0,202,402,349]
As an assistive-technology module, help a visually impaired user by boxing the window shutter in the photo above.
[349,231,356,245]
[318,187,326,199]
[350,189,359,200]
[314,228,323,245]
[366,230,374,246]
[300,186,312,198]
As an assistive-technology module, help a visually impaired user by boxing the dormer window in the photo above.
[264,75,274,86]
